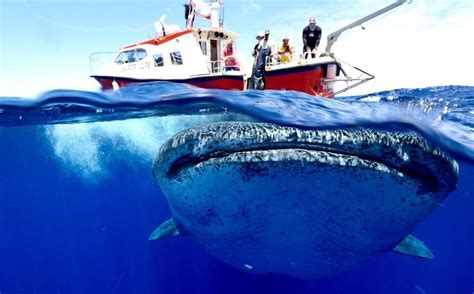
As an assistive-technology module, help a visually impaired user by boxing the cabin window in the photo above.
[114,48,148,64]
[170,51,183,65]
[199,41,207,55]
[135,49,147,61]
[153,54,164,67]
[114,52,128,64]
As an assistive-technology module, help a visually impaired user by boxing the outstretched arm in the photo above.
[316,27,322,48]
[302,28,308,50]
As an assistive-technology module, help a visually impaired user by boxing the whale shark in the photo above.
[149,121,458,279]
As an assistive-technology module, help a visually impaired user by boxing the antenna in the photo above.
[159,15,166,36]
[218,0,224,28]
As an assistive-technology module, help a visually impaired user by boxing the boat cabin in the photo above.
[193,28,240,74]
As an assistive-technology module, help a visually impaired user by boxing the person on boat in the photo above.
[252,29,275,89]
[222,40,241,71]
[277,36,295,63]
[258,30,276,61]
[302,16,322,59]
[249,32,264,89]
[252,32,265,58]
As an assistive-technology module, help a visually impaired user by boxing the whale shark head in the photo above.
[151,121,458,279]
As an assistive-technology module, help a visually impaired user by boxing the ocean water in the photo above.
[0,83,473,294]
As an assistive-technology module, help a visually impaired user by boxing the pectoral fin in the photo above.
[149,218,180,241]
[392,234,434,259]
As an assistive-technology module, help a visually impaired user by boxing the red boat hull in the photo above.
[92,62,336,98]
[264,62,334,98]
[92,75,245,91]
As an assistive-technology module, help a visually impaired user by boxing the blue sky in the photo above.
[1,0,473,97]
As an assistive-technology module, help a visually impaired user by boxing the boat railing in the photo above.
[264,56,280,67]
[265,52,318,68]
[208,60,224,73]
[89,52,117,75]
[326,56,375,96]
[207,59,243,74]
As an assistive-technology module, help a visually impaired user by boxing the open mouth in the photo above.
[154,122,458,195]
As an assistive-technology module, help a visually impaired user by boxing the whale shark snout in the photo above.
[151,122,458,279]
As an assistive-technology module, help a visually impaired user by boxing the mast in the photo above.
[216,0,224,28]
[325,0,410,54]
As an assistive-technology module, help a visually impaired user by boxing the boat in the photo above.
[89,0,409,98]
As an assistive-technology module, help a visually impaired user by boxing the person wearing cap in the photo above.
[302,17,322,59]
[258,29,275,56]
[277,36,295,63]
[252,29,275,89]
[252,32,265,58]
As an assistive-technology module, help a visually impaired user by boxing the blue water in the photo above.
[0,83,473,293]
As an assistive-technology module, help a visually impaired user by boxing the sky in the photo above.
[0,0,473,97]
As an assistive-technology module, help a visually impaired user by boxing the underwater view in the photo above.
[0,83,473,293]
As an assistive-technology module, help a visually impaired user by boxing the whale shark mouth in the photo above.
[154,122,458,195]
[151,121,459,278]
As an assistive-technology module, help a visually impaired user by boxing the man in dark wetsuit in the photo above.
[302,17,322,59]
